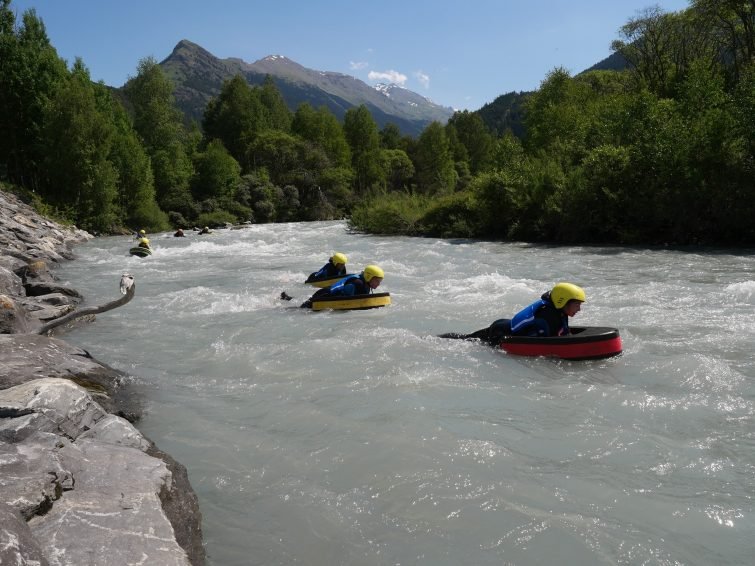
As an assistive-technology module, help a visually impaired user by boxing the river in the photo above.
[56,221,754,565]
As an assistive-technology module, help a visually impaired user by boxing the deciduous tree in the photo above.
[413,121,455,195]
[343,105,385,192]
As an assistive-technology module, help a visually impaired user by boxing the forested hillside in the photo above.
[2,0,753,245]
[476,91,528,139]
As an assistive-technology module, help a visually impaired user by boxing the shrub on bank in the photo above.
[349,192,430,235]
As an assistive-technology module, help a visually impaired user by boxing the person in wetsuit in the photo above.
[301,264,384,308]
[311,252,348,279]
[447,282,586,346]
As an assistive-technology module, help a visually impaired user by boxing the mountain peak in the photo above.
[374,83,405,96]
[159,40,454,136]
[169,39,207,57]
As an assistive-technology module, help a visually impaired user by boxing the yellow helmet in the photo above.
[139,237,150,245]
[139,229,146,235]
[331,252,347,265]
[551,282,586,309]
[363,265,384,282]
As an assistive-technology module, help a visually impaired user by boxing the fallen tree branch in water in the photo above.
[37,274,135,335]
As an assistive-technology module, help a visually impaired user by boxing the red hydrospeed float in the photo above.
[498,326,622,360]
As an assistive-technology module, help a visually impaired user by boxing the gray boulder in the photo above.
[0,265,24,296]
[0,502,49,566]
[0,294,33,334]
[23,281,82,300]
[0,254,27,276]
[0,378,194,565]
[20,259,57,283]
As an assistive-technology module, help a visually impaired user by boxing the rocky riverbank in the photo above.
[0,189,204,565]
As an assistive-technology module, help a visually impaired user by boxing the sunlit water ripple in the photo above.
[56,221,755,565]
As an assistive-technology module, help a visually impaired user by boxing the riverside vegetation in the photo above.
[1,0,754,245]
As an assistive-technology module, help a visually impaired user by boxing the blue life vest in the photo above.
[328,274,367,297]
[510,298,568,337]
[314,261,345,278]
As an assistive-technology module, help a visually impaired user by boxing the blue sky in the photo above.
[12,0,690,110]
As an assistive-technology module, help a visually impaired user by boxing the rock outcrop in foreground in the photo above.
[0,189,204,565]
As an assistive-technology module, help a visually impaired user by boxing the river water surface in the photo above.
[56,221,754,565]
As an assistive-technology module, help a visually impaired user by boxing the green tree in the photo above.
[291,103,318,139]
[191,139,241,201]
[110,127,167,230]
[733,63,755,156]
[125,57,184,150]
[446,110,494,174]
[313,166,354,218]
[611,6,717,96]
[41,60,118,232]
[276,185,301,221]
[381,148,415,191]
[491,131,526,172]
[247,130,304,184]
[103,85,167,230]
[379,123,403,149]
[413,121,455,195]
[343,105,385,192]
[150,143,195,216]
[523,68,593,164]
[692,0,755,82]
[316,106,351,168]
[291,103,351,168]
[203,75,267,169]
[0,3,67,187]
[259,75,292,131]
[559,144,630,241]
[124,57,193,210]
[471,171,519,238]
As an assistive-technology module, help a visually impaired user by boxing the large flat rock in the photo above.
[0,379,191,566]
[0,334,135,417]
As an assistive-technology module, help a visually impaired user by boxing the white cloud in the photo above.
[414,70,430,89]
[350,61,368,70]
[368,69,407,86]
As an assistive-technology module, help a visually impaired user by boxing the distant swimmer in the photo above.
[198,226,212,235]
[174,228,185,237]
[311,252,347,279]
